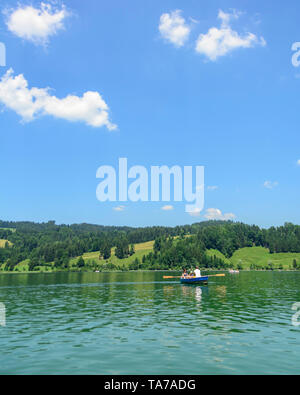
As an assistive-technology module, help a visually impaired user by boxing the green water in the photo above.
[0,271,300,375]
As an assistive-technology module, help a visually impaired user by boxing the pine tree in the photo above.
[129,244,135,256]
[77,256,85,268]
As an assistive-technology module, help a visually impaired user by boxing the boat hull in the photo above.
[180,276,208,284]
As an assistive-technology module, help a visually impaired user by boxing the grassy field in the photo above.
[13,259,30,271]
[0,259,30,272]
[230,246,300,270]
[70,244,300,271]
[2,241,300,272]
[207,247,300,270]
[0,227,14,249]
[0,239,12,248]
[206,249,231,265]
[1,240,155,272]
[71,240,155,268]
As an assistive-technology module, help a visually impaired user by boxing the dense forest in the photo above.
[1,219,300,271]
[0,220,196,271]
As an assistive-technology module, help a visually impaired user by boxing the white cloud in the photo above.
[204,208,236,221]
[195,9,266,61]
[188,207,202,217]
[5,2,68,45]
[0,69,117,130]
[159,10,190,47]
[207,185,218,191]
[113,206,125,212]
[263,181,278,189]
[297,159,300,166]
[161,205,174,211]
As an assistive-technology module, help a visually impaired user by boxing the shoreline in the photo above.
[1,268,300,275]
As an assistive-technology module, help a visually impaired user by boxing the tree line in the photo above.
[1,220,300,271]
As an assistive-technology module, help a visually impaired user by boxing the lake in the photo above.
[0,271,300,374]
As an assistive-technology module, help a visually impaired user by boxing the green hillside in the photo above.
[0,239,12,248]
[206,249,231,265]
[3,240,155,272]
[3,241,300,273]
[69,240,154,269]
[230,246,300,270]
[0,228,15,232]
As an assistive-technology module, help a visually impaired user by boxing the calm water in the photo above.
[0,271,300,375]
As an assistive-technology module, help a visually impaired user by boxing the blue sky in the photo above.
[0,0,299,228]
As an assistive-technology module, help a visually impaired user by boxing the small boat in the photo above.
[229,270,239,274]
[180,276,209,284]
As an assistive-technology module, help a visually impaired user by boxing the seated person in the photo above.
[194,266,201,278]
[181,268,188,278]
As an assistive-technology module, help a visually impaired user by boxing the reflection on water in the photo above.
[181,284,204,303]
[215,286,227,300]
[195,286,202,303]
[0,271,300,374]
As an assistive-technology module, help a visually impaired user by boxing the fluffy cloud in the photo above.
[113,206,125,212]
[297,159,300,166]
[159,10,190,47]
[188,207,202,217]
[264,181,278,189]
[204,208,236,220]
[161,205,174,211]
[0,69,117,130]
[195,9,266,61]
[5,2,68,45]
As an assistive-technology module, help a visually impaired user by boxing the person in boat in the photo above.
[181,268,189,278]
[194,266,201,278]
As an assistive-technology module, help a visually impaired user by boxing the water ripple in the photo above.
[1,271,300,374]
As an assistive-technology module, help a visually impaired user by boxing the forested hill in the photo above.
[0,219,227,270]
[1,219,300,271]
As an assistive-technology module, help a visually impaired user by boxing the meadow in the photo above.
[1,240,155,272]
[2,240,300,273]
[230,246,300,270]
[207,246,300,270]
[0,239,12,248]
[69,240,154,268]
